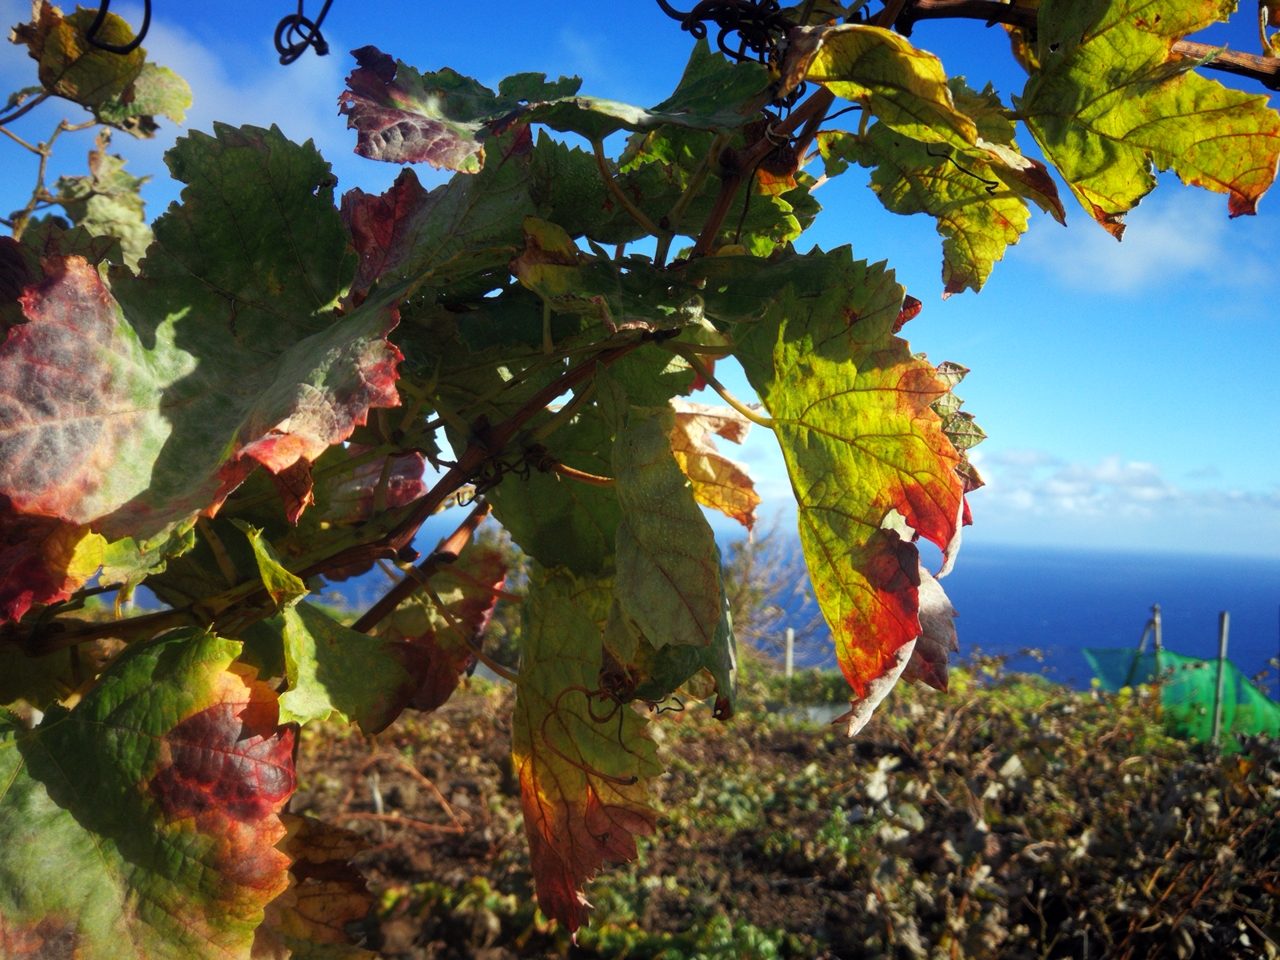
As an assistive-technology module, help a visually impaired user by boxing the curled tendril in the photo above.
[540,686,639,786]
[274,0,334,65]
[85,0,150,54]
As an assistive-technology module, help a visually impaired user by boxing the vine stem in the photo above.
[422,579,520,683]
[669,344,775,428]
[592,138,666,238]
[350,500,492,633]
[550,463,616,487]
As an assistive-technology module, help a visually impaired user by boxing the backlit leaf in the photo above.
[513,564,660,932]
[10,0,145,108]
[795,24,977,148]
[0,629,296,959]
[729,249,963,698]
[51,131,152,270]
[0,494,103,623]
[1017,0,1280,235]
[93,62,192,138]
[819,124,1028,296]
[277,602,428,734]
[372,543,507,712]
[667,398,760,531]
[339,45,579,172]
[613,412,723,649]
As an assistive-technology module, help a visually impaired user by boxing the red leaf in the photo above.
[341,167,430,297]
[0,495,101,622]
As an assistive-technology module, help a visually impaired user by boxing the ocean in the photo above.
[305,513,1280,700]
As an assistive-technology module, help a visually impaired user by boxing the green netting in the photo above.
[1084,648,1280,750]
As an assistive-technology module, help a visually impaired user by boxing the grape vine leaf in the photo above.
[486,404,622,576]
[0,629,296,959]
[339,127,538,294]
[277,601,430,735]
[51,130,152,270]
[253,814,376,960]
[93,62,192,138]
[667,398,760,531]
[900,566,959,691]
[728,249,963,697]
[0,637,121,710]
[613,411,723,649]
[819,125,1028,296]
[372,544,507,714]
[792,24,978,148]
[513,564,660,932]
[1017,0,1280,236]
[339,45,580,172]
[0,125,404,555]
[10,1,189,137]
[0,495,104,622]
[512,217,704,332]
[10,1,145,110]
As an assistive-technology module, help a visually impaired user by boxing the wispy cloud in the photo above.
[1019,186,1268,295]
[967,449,1280,555]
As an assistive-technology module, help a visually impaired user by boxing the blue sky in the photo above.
[3,0,1279,555]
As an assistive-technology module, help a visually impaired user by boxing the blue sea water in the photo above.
[937,544,1280,696]
[314,512,1280,700]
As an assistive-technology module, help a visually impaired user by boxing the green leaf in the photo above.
[0,125,402,557]
[1017,0,1280,235]
[238,522,308,607]
[277,601,427,734]
[622,565,737,718]
[613,411,723,649]
[487,405,621,575]
[512,564,660,933]
[728,249,964,697]
[513,49,768,144]
[512,218,706,333]
[52,130,152,270]
[340,127,536,293]
[0,629,296,959]
[93,63,193,138]
[819,124,1030,296]
[796,24,978,148]
[339,45,580,171]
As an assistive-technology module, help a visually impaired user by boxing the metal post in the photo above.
[784,627,795,679]
[1212,611,1229,747]
[1153,603,1162,683]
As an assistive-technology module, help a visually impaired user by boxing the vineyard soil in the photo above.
[293,666,1280,960]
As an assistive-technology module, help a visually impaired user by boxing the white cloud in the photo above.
[1019,186,1267,295]
[967,448,1280,555]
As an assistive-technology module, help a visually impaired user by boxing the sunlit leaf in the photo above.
[0,630,295,958]
[277,602,429,734]
[667,398,760,531]
[726,249,963,698]
[1018,0,1280,235]
[513,564,660,932]
[0,126,401,560]
[794,23,977,147]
